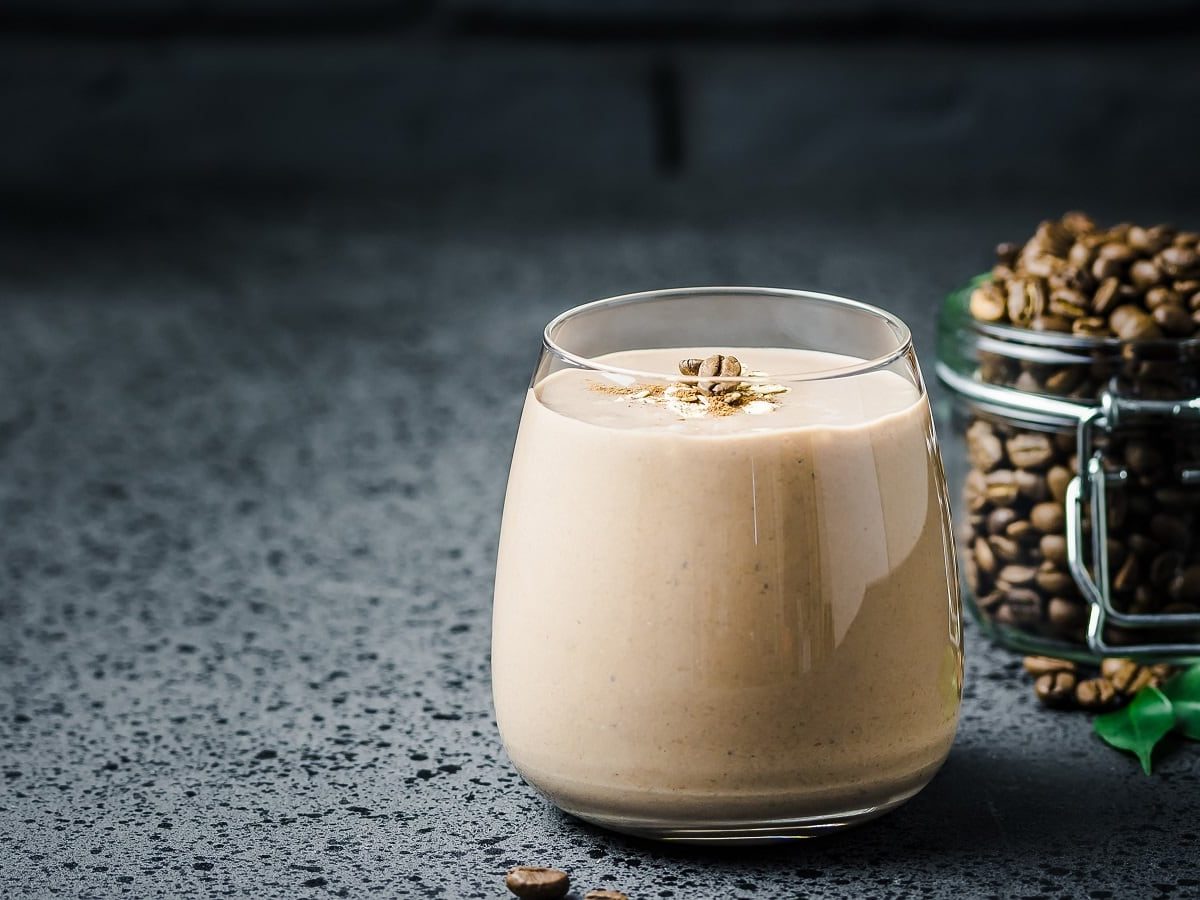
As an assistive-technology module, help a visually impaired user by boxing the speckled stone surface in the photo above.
[2,186,1200,899]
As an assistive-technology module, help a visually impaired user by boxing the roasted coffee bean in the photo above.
[977,589,1005,612]
[1075,677,1119,710]
[989,535,1023,563]
[1049,288,1088,318]
[1130,259,1165,289]
[1072,316,1112,337]
[969,284,1007,322]
[1113,553,1139,593]
[984,470,1020,506]
[1030,502,1065,534]
[973,537,997,575]
[988,507,1018,536]
[1145,286,1182,310]
[1092,256,1124,282]
[1160,245,1200,278]
[585,891,630,900]
[1048,597,1087,632]
[964,469,988,513]
[1035,670,1077,707]
[1015,469,1049,501]
[1005,519,1039,543]
[1007,279,1047,324]
[1171,565,1200,603]
[1129,225,1175,254]
[506,867,570,900]
[1092,277,1122,315]
[678,358,703,376]
[996,241,1020,265]
[1150,551,1183,589]
[1154,303,1194,336]
[1031,315,1072,332]
[966,420,1005,472]
[1006,432,1055,470]
[999,564,1038,587]
[1023,655,1076,676]
[1110,305,1163,341]
[1001,588,1043,625]
[1041,534,1068,566]
[1101,659,1155,695]
[1047,466,1073,504]
[697,354,741,395]
[1036,565,1075,597]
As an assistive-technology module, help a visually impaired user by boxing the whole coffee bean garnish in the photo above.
[678,359,703,376]
[506,867,570,900]
[1075,677,1118,710]
[585,891,630,900]
[1031,502,1065,534]
[1035,670,1078,707]
[1023,655,1076,676]
[697,354,742,395]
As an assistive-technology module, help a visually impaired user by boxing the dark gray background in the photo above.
[2,3,1200,898]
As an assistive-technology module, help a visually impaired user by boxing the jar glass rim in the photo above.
[542,286,914,383]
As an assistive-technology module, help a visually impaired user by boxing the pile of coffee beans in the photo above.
[1024,656,1172,711]
[970,212,1200,341]
[959,214,1200,651]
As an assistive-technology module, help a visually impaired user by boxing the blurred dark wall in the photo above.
[2,1,1200,205]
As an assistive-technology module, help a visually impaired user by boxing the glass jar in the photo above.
[937,277,1200,662]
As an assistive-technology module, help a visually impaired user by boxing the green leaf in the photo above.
[1162,665,1200,741]
[1093,685,1175,774]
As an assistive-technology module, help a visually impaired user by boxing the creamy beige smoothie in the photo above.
[492,347,962,835]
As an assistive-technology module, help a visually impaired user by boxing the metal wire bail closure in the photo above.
[1065,391,1200,659]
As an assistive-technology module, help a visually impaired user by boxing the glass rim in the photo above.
[542,286,915,383]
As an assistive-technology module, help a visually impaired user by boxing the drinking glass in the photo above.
[492,287,962,843]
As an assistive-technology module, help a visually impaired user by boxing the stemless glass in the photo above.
[492,287,963,843]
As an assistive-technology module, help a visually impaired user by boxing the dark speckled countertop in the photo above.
[2,185,1199,899]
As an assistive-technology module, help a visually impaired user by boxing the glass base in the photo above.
[562,783,926,844]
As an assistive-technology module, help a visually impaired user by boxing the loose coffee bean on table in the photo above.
[585,890,631,900]
[506,867,571,900]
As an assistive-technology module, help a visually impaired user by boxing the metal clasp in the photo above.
[1066,390,1200,659]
